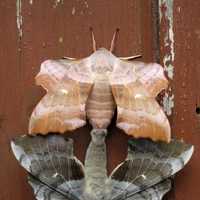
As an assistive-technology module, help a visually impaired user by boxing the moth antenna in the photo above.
[110,28,120,52]
[90,27,97,52]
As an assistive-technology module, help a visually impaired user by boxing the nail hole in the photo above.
[116,28,120,32]
[196,106,200,114]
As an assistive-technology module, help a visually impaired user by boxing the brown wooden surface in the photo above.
[0,1,199,200]
[171,1,200,199]
[159,1,200,200]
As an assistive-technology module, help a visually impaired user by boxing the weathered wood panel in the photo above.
[0,1,156,200]
[173,1,200,199]
[0,1,33,199]
[2,1,199,200]
[159,1,200,199]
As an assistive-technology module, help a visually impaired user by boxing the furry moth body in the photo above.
[29,48,170,142]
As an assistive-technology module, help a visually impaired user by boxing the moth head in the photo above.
[90,129,107,145]
[90,48,116,74]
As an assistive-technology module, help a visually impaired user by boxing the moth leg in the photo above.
[110,28,120,52]
[119,54,142,60]
[62,56,77,60]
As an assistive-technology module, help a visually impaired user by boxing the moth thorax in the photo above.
[94,65,113,73]
[93,73,110,81]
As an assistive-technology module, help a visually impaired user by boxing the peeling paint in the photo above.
[84,0,89,8]
[195,29,200,40]
[72,7,76,15]
[53,0,64,8]
[163,55,174,79]
[59,36,63,43]
[177,6,181,13]
[159,0,175,116]
[159,0,175,79]
[163,94,174,116]
[16,0,23,38]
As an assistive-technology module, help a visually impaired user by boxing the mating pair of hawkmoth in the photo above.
[11,30,193,200]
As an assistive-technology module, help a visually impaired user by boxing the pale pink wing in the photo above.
[29,58,93,135]
[133,61,168,97]
[35,59,72,92]
[110,59,171,142]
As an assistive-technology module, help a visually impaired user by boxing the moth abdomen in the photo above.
[86,78,116,129]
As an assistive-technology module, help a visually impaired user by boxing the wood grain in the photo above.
[0,1,33,199]
[172,1,200,199]
[0,1,177,200]
[159,1,200,200]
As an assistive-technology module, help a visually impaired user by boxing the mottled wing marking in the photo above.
[110,59,171,142]
[11,135,85,200]
[125,179,171,200]
[133,61,168,97]
[107,138,193,200]
[35,59,72,92]
[28,175,68,200]
[29,82,86,134]
[29,58,93,134]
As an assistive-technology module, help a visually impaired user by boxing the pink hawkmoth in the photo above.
[28,29,170,142]
[11,30,193,200]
